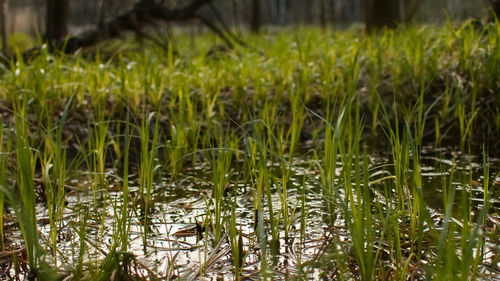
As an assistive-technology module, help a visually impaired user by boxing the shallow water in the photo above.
[2,147,500,280]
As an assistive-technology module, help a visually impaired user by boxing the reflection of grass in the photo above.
[0,23,498,279]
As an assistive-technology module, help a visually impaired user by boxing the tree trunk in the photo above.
[402,0,423,23]
[0,0,7,53]
[318,0,327,27]
[278,0,286,25]
[232,0,241,30]
[46,0,70,42]
[250,0,261,32]
[34,0,44,35]
[492,0,500,17]
[365,0,401,30]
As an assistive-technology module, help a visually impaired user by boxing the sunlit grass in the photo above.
[0,22,498,280]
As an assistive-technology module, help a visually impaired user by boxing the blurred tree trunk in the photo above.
[232,0,241,30]
[492,0,500,17]
[303,0,312,23]
[365,0,400,30]
[402,0,423,23]
[250,0,261,32]
[98,0,106,25]
[299,0,310,23]
[34,0,44,35]
[278,0,286,25]
[46,0,70,42]
[0,0,7,53]
[290,0,299,24]
[318,0,327,27]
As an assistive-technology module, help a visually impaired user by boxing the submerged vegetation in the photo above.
[0,22,499,280]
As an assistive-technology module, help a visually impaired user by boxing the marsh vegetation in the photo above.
[0,23,499,280]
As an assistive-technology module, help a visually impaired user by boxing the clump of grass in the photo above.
[119,110,132,252]
[40,94,74,266]
[208,145,234,244]
[0,116,11,251]
[1,99,57,280]
[11,100,41,271]
[138,110,160,251]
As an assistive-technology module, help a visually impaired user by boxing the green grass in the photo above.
[0,22,499,280]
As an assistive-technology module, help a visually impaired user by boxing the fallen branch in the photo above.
[22,0,214,60]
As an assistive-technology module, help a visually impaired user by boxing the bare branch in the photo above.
[197,15,234,49]
[23,0,214,59]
